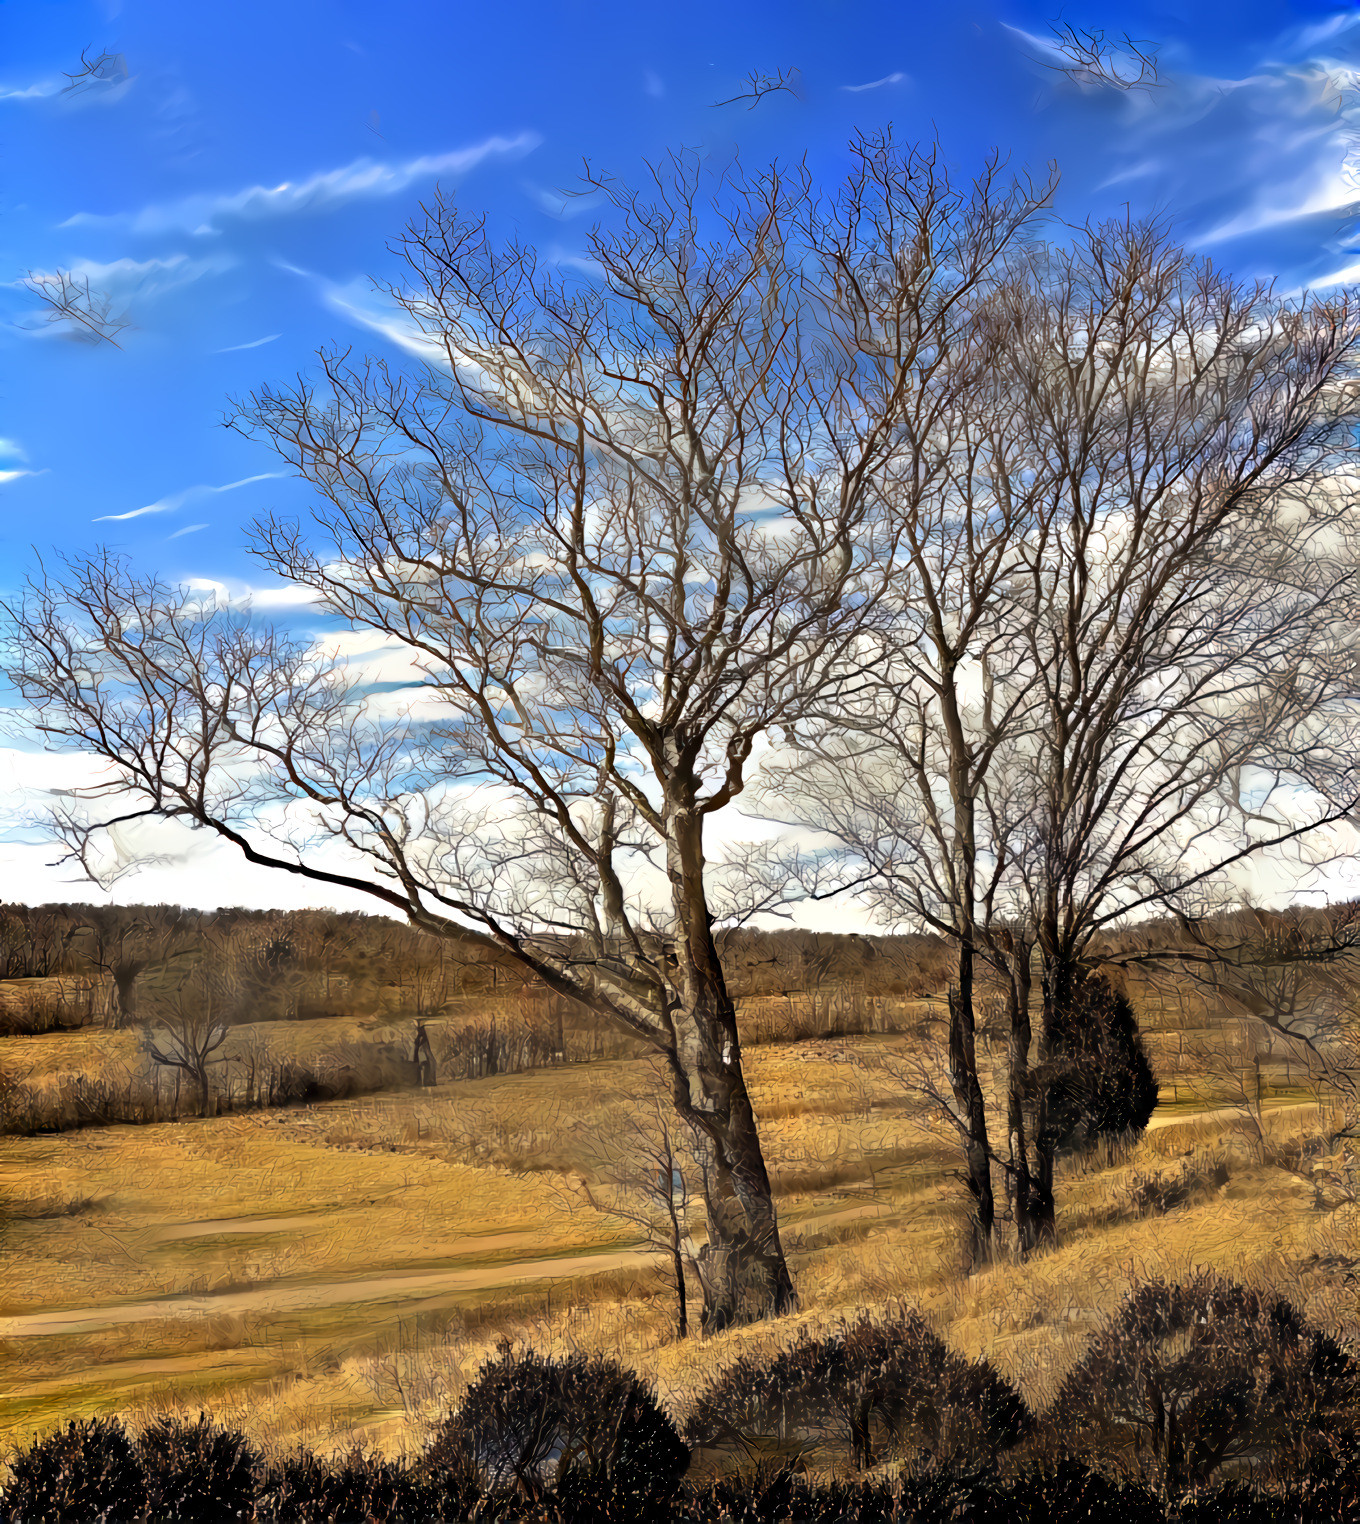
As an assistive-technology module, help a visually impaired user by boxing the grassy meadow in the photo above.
[1,954,1357,1477]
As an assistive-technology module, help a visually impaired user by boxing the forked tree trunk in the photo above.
[663,766,795,1333]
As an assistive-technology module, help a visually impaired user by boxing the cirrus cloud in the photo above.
[61,133,541,238]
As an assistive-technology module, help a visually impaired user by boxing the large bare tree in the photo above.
[5,141,1047,1327]
[768,218,1360,1255]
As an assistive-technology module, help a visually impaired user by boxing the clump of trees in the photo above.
[10,131,1360,1310]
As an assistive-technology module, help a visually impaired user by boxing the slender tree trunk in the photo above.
[1031,936,1064,1246]
[1006,942,1036,1255]
[947,953,994,1268]
[663,762,795,1332]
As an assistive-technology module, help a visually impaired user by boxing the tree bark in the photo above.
[1006,942,1036,1255]
[947,960,995,1268]
[663,761,795,1332]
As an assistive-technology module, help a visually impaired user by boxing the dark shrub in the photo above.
[261,1450,433,1523]
[968,1458,1164,1523]
[1054,1274,1360,1498]
[1041,969,1159,1151]
[2,1418,147,1523]
[685,1308,1031,1472]
[135,1414,260,1522]
[674,1465,954,1523]
[425,1343,688,1516]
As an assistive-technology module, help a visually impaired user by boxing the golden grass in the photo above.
[1,1013,1356,1467]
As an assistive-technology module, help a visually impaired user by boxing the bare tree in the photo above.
[575,1090,699,1339]
[6,141,1041,1329]
[23,270,131,348]
[711,66,802,111]
[61,46,129,98]
[1041,24,1161,93]
[142,959,238,1116]
[72,908,198,1028]
[768,218,1360,1253]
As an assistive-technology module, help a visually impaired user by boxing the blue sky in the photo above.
[3,0,1360,908]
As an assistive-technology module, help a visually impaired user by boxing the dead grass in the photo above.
[1,1005,1357,1468]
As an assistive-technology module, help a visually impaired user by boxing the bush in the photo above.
[135,1414,260,1522]
[425,1343,688,1516]
[261,1450,435,1523]
[685,1308,1031,1472]
[967,1458,1164,1523]
[1054,1275,1360,1497]
[2,1418,147,1523]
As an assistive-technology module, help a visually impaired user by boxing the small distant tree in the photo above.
[578,1090,699,1339]
[142,961,239,1115]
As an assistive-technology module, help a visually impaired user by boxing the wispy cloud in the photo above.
[0,439,27,462]
[93,473,286,523]
[63,133,541,237]
[21,253,230,306]
[842,72,906,92]
[214,333,281,353]
[0,79,64,102]
[167,523,209,539]
[0,470,36,486]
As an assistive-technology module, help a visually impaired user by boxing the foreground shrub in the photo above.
[2,1418,147,1523]
[261,1450,435,1523]
[1054,1274,1360,1497]
[685,1308,1030,1472]
[135,1414,260,1522]
[425,1343,689,1516]
[968,1458,1164,1523]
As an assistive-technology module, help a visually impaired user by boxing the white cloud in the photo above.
[167,523,209,539]
[0,470,35,486]
[93,473,287,523]
[0,438,28,461]
[0,79,64,102]
[23,253,231,311]
[842,72,906,92]
[62,133,541,237]
[214,333,281,353]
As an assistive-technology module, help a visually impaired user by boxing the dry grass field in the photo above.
[1,976,1357,1476]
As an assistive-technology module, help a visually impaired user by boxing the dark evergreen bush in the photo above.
[686,1308,1030,1473]
[2,1418,147,1523]
[135,1413,260,1522]
[1054,1274,1360,1498]
[1040,969,1159,1151]
[425,1343,688,1516]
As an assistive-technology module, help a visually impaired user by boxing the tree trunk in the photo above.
[1030,940,1065,1246]
[1006,943,1036,1255]
[195,1067,210,1116]
[663,762,795,1332]
[112,966,139,1030]
[947,962,995,1268]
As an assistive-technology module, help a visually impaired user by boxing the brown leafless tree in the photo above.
[24,270,131,347]
[5,140,1046,1328]
[711,66,802,111]
[142,959,238,1116]
[767,218,1360,1256]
